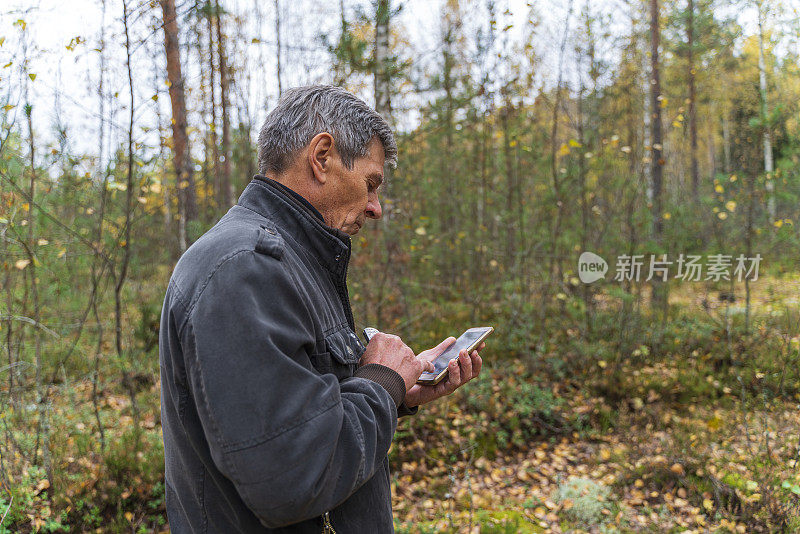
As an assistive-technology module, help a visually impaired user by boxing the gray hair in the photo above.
[257,85,397,175]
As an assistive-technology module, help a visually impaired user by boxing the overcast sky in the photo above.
[0,0,782,170]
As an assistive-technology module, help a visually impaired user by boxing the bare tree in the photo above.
[117,0,140,422]
[23,46,52,489]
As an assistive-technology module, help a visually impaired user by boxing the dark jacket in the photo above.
[159,176,413,533]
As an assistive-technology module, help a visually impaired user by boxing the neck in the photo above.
[263,172,326,222]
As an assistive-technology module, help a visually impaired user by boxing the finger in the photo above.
[470,350,482,378]
[447,355,461,390]
[477,342,486,352]
[458,348,472,382]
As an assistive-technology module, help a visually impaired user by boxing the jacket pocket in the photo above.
[310,326,364,380]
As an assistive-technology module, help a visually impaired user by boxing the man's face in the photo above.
[321,137,385,236]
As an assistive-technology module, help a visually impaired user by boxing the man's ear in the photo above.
[307,132,335,185]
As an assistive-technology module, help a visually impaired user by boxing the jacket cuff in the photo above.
[354,364,406,408]
[397,402,418,417]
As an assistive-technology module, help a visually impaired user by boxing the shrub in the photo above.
[551,477,613,526]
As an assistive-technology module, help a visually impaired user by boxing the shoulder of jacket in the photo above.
[254,219,285,260]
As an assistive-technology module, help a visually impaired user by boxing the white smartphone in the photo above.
[416,326,493,386]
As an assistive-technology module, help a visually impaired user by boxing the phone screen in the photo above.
[422,327,492,377]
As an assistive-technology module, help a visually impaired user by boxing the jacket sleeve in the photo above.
[184,250,399,528]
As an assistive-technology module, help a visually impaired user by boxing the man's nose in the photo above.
[366,195,382,220]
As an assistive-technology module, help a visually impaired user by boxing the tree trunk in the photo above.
[756,0,775,222]
[118,0,141,425]
[374,0,392,205]
[206,9,222,210]
[275,0,282,95]
[24,72,52,488]
[215,0,234,207]
[722,112,732,173]
[649,0,667,315]
[687,0,698,196]
[160,0,197,250]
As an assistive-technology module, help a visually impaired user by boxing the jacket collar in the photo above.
[237,176,351,277]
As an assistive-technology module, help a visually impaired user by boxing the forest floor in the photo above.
[3,275,800,532]
[391,389,800,533]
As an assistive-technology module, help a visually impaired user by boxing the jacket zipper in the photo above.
[322,511,337,533]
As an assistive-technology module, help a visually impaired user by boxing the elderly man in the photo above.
[159,85,484,533]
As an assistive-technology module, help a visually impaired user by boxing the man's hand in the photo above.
[360,332,435,392]
[404,337,485,407]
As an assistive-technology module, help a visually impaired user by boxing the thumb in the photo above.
[417,357,435,373]
[419,336,457,363]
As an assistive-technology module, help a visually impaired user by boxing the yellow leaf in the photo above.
[703,498,714,510]
[414,226,426,236]
[725,201,736,212]
[2,104,13,112]
[663,212,671,220]
[774,219,783,228]
[37,238,48,246]
[718,212,728,220]
[57,248,66,258]
[715,184,724,193]
[557,143,570,157]
[15,259,30,270]
[568,139,581,148]
[509,140,517,147]
[124,511,133,521]
[28,73,36,81]
[137,197,147,204]
[150,183,162,194]
[729,174,737,182]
